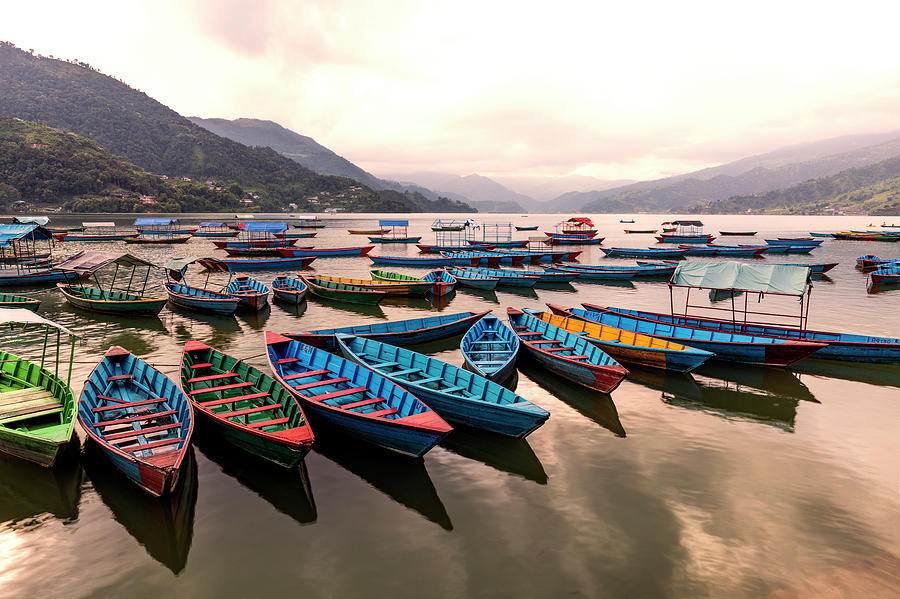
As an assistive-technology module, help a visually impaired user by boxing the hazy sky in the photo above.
[3,0,900,182]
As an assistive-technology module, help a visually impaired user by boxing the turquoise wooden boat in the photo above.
[225,275,270,311]
[460,314,520,382]
[369,255,458,268]
[507,308,628,393]
[441,251,503,267]
[335,334,547,438]
[552,262,677,277]
[165,257,239,315]
[445,267,499,290]
[777,262,838,273]
[543,266,634,280]
[600,247,688,259]
[271,276,307,304]
[277,246,374,258]
[809,232,833,237]
[181,341,314,467]
[871,266,900,285]
[78,346,193,496]
[286,310,490,350]
[458,267,539,288]
[0,293,40,310]
[593,305,900,363]
[423,269,457,296]
[577,304,828,366]
[265,332,451,457]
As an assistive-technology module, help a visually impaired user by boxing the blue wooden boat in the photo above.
[678,245,768,258]
[515,225,539,231]
[460,314,520,382]
[265,332,452,457]
[271,276,307,304]
[520,268,579,284]
[458,267,539,288]
[541,306,713,372]
[275,231,318,239]
[336,334,546,438]
[441,251,503,267]
[491,249,582,263]
[809,232,832,237]
[445,267,499,290]
[194,222,239,238]
[368,236,422,244]
[165,282,239,314]
[594,305,900,364]
[277,246,374,258]
[871,266,900,285]
[749,244,789,254]
[225,275,269,310]
[544,236,603,246]
[575,305,827,366]
[417,243,494,253]
[507,308,628,393]
[214,239,296,250]
[215,256,316,271]
[600,247,688,259]
[655,234,715,244]
[465,239,529,248]
[856,255,900,269]
[423,269,457,296]
[78,346,193,496]
[542,266,635,280]
[286,310,491,350]
[369,255,458,268]
[553,262,677,277]
[777,262,838,273]
[766,238,824,246]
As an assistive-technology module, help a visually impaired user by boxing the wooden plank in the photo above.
[544,346,576,352]
[189,362,213,369]
[530,339,562,345]
[92,397,166,413]
[188,381,253,395]
[220,403,282,418]
[275,357,299,364]
[341,397,384,410]
[108,422,181,442]
[199,392,269,407]
[125,437,182,453]
[96,394,127,404]
[291,377,350,391]
[187,372,238,384]
[97,409,177,428]
[107,374,134,382]
[366,407,398,418]
[0,404,63,424]
[0,386,48,403]
[283,369,330,381]
[306,386,367,402]
[247,417,290,429]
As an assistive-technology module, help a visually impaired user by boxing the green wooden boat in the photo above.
[368,269,434,296]
[0,293,40,311]
[180,341,314,467]
[56,252,166,316]
[300,275,386,305]
[0,310,77,466]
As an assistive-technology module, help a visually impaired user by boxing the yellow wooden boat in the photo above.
[535,306,714,372]
[311,275,432,296]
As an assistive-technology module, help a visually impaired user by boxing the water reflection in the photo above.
[193,429,316,525]
[312,422,453,530]
[165,309,243,348]
[793,358,900,388]
[440,426,548,484]
[694,363,817,403]
[534,282,577,293]
[0,447,82,531]
[518,358,626,437]
[83,444,197,574]
[456,287,500,304]
[305,296,387,318]
[495,286,539,300]
[236,303,272,330]
[273,297,308,318]
[382,295,439,312]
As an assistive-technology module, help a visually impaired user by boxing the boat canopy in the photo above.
[55,251,155,273]
[12,216,50,226]
[0,307,76,336]
[244,222,287,233]
[0,224,54,246]
[134,217,178,226]
[379,220,409,227]
[566,217,594,226]
[671,262,811,296]
[165,257,230,280]
[82,222,116,228]
[671,220,704,226]
[198,222,224,227]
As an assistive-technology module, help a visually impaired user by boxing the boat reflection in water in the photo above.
[439,425,548,485]
[193,428,316,526]
[517,357,626,437]
[793,358,900,389]
[236,303,272,330]
[83,443,197,574]
[0,446,82,531]
[456,287,500,304]
[311,422,452,530]
[166,309,243,349]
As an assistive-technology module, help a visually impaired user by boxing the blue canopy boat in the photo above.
[444,267,499,290]
[271,276,307,304]
[164,258,239,314]
[194,222,239,238]
[78,346,193,496]
[134,217,196,236]
[336,334,546,437]
[600,247,688,259]
[458,267,539,288]
[225,275,270,311]
[265,332,452,457]
[367,219,422,243]
[214,256,317,271]
[460,314,520,382]
[507,308,628,393]
[369,255,458,268]
[285,310,490,350]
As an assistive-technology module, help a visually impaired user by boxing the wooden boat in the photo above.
[544,231,598,240]
[777,262,838,273]
[515,226,539,231]
[369,254,458,268]
[507,308,628,393]
[57,283,167,315]
[277,246,374,258]
[541,306,713,372]
[0,311,77,466]
[0,293,40,310]
[856,255,900,269]
[336,334,547,438]
[214,238,297,250]
[656,234,715,244]
[551,262,677,277]
[349,229,389,235]
[620,219,635,223]
[579,304,830,365]
[274,231,318,239]
[285,310,490,350]
[293,218,326,229]
[271,276,307,304]
[444,267,499,290]
[300,275,386,305]
[871,266,900,285]
[165,282,239,314]
[180,341,314,467]
[766,238,824,246]
[808,232,832,237]
[544,235,603,246]
[265,332,451,457]
[465,239,529,248]
[224,275,270,310]
[719,231,757,236]
[678,245,767,258]
[600,247,688,259]
[423,270,457,296]
[441,251,503,267]
[222,246,301,257]
[215,256,316,271]
[312,275,431,296]
[624,229,658,234]
[458,267,539,288]
[368,236,422,244]
[542,266,635,280]
[418,243,494,253]
[124,235,191,245]
[59,222,139,242]
[368,270,434,295]
[460,314,520,382]
[750,244,811,255]
[194,223,239,238]
[517,268,578,284]
[78,346,193,495]
[491,248,582,263]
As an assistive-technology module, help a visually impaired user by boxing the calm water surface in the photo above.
[1,214,898,598]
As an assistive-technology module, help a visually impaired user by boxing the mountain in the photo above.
[0,116,245,212]
[386,172,535,212]
[492,175,636,202]
[0,41,468,213]
[693,154,900,215]
[558,132,900,213]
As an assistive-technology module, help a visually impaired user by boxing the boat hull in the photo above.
[216,257,316,271]
[165,283,239,314]
[278,246,374,258]
[57,284,166,315]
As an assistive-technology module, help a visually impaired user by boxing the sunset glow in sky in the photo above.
[3,0,900,182]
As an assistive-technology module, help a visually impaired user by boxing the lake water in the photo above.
[1,213,898,598]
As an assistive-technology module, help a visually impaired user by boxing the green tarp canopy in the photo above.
[671,262,811,296]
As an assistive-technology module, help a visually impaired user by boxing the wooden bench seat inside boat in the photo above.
[0,387,63,424]
[200,392,270,407]
[340,397,384,410]
[92,397,166,412]
[283,369,330,380]
[291,377,350,391]
[97,409,178,428]
[107,422,182,442]
[189,362,213,369]
[187,372,238,384]
[188,381,253,395]
[221,403,282,418]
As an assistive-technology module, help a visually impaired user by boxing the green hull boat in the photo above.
[0,293,40,311]
[300,275,386,305]
[57,283,167,315]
